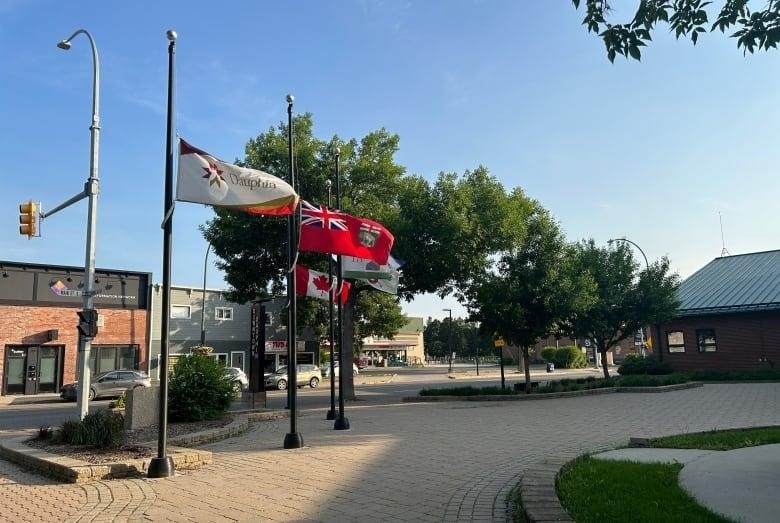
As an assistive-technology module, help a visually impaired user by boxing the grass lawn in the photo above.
[650,426,780,450]
[556,456,732,523]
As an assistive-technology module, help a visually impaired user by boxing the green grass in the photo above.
[650,426,780,450]
[556,456,732,523]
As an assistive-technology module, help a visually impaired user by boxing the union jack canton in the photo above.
[300,201,349,231]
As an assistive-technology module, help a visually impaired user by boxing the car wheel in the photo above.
[276,379,287,390]
[88,388,96,401]
[309,376,319,388]
[133,384,144,390]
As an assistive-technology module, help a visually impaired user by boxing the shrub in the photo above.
[168,353,234,421]
[684,368,780,382]
[618,355,673,375]
[55,410,125,449]
[541,346,587,369]
[420,386,513,396]
[109,392,126,409]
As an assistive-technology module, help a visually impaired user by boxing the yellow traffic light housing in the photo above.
[19,200,38,239]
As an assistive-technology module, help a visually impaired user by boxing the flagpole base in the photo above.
[147,456,175,478]
[283,432,304,449]
[325,409,336,420]
[334,416,350,431]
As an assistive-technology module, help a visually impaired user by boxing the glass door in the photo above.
[4,347,27,395]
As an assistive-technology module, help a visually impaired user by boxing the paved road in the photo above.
[2,382,779,522]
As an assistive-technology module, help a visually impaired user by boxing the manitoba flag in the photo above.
[295,265,350,304]
[298,200,394,264]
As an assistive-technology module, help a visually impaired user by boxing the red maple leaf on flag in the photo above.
[312,274,330,292]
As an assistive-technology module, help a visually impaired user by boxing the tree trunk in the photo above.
[523,348,532,394]
[600,349,610,379]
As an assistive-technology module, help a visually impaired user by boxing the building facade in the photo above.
[360,317,425,366]
[0,261,151,396]
[658,250,780,371]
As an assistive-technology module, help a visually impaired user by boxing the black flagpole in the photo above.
[334,147,350,431]
[325,172,336,421]
[283,94,303,449]
[148,29,177,478]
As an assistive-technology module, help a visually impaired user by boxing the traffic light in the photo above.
[19,200,38,239]
[77,309,99,338]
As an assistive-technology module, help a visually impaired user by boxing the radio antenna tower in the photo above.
[719,212,730,256]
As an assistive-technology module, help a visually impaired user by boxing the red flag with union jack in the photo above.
[298,200,394,264]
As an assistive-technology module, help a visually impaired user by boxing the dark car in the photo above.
[60,370,151,401]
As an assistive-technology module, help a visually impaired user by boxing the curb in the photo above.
[402,381,703,402]
[0,410,288,483]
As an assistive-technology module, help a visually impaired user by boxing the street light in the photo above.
[443,309,452,373]
[608,237,650,357]
[325,175,336,421]
[58,29,100,421]
[200,242,211,345]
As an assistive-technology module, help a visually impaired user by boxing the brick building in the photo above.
[0,261,151,396]
[658,250,780,371]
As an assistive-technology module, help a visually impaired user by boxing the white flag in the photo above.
[176,139,298,215]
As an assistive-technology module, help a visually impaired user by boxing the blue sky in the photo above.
[2,1,778,322]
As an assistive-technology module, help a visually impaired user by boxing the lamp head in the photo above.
[57,40,72,50]
[286,94,294,104]
[166,29,177,42]
[325,179,332,188]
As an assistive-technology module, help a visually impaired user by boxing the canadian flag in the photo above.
[295,265,350,305]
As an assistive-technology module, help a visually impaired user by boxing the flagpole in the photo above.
[284,94,303,449]
[148,28,177,478]
[325,175,336,421]
[334,147,350,431]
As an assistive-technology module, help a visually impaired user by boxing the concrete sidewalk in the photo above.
[593,444,780,523]
[1,382,779,521]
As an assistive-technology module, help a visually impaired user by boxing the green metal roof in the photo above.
[677,250,780,316]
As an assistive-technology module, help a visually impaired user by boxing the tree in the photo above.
[573,0,780,61]
[568,239,680,378]
[423,317,491,361]
[466,204,596,392]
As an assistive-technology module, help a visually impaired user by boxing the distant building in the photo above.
[658,250,780,371]
[360,317,425,366]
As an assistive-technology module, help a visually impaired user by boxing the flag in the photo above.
[342,256,392,280]
[176,139,299,215]
[298,200,394,264]
[295,265,350,304]
[357,255,402,295]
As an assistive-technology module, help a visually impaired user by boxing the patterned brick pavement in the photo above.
[2,383,779,522]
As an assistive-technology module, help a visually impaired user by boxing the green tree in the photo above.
[424,317,491,361]
[466,204,596,392]
[573,0,780,61]
[568,239,680,378]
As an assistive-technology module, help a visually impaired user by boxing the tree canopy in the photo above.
[573,0,780,61]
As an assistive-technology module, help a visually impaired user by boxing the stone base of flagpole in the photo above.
[147,456,175,478]
[325,409,336,420]
[283,432,304,449]
[334,416,350,431]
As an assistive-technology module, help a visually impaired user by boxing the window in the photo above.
[696,329,717,353]
[171,305,190,319]
[231,351,245,371]
[667,331,685,353]
[215,307,233,320]
[210,353,228,366]
[265,312,272,326]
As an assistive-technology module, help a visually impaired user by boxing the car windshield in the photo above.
[274,366,287,375]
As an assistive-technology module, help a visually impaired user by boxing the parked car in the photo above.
[224,367,249,392]
[60,370,151,401]
[322,361,359,378]
[263,364,320,390]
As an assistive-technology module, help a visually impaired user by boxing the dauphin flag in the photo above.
[298,200,394,264]
[176,139,299,215]
[295,265,350,305]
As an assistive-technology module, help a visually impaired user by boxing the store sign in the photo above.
[265,340,306,353]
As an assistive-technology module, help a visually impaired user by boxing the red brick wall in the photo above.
[659,310,780,371]
[0,305,148,389]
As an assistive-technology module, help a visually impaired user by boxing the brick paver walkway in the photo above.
[2,383,779,521]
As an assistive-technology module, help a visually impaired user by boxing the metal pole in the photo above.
[283,95,303,448]
[200,243,211,345]
[147,29,177,478]
[334,147,349,431]
[499,346,505,389]
[57,29,100,421]
[443,309,452,373]
[610,237,650,358]
[325,174,336,421]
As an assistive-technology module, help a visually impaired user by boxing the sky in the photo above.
[2,1,778,323]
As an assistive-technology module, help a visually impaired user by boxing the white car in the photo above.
[322,361,359,378]
[224,367,249,392]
